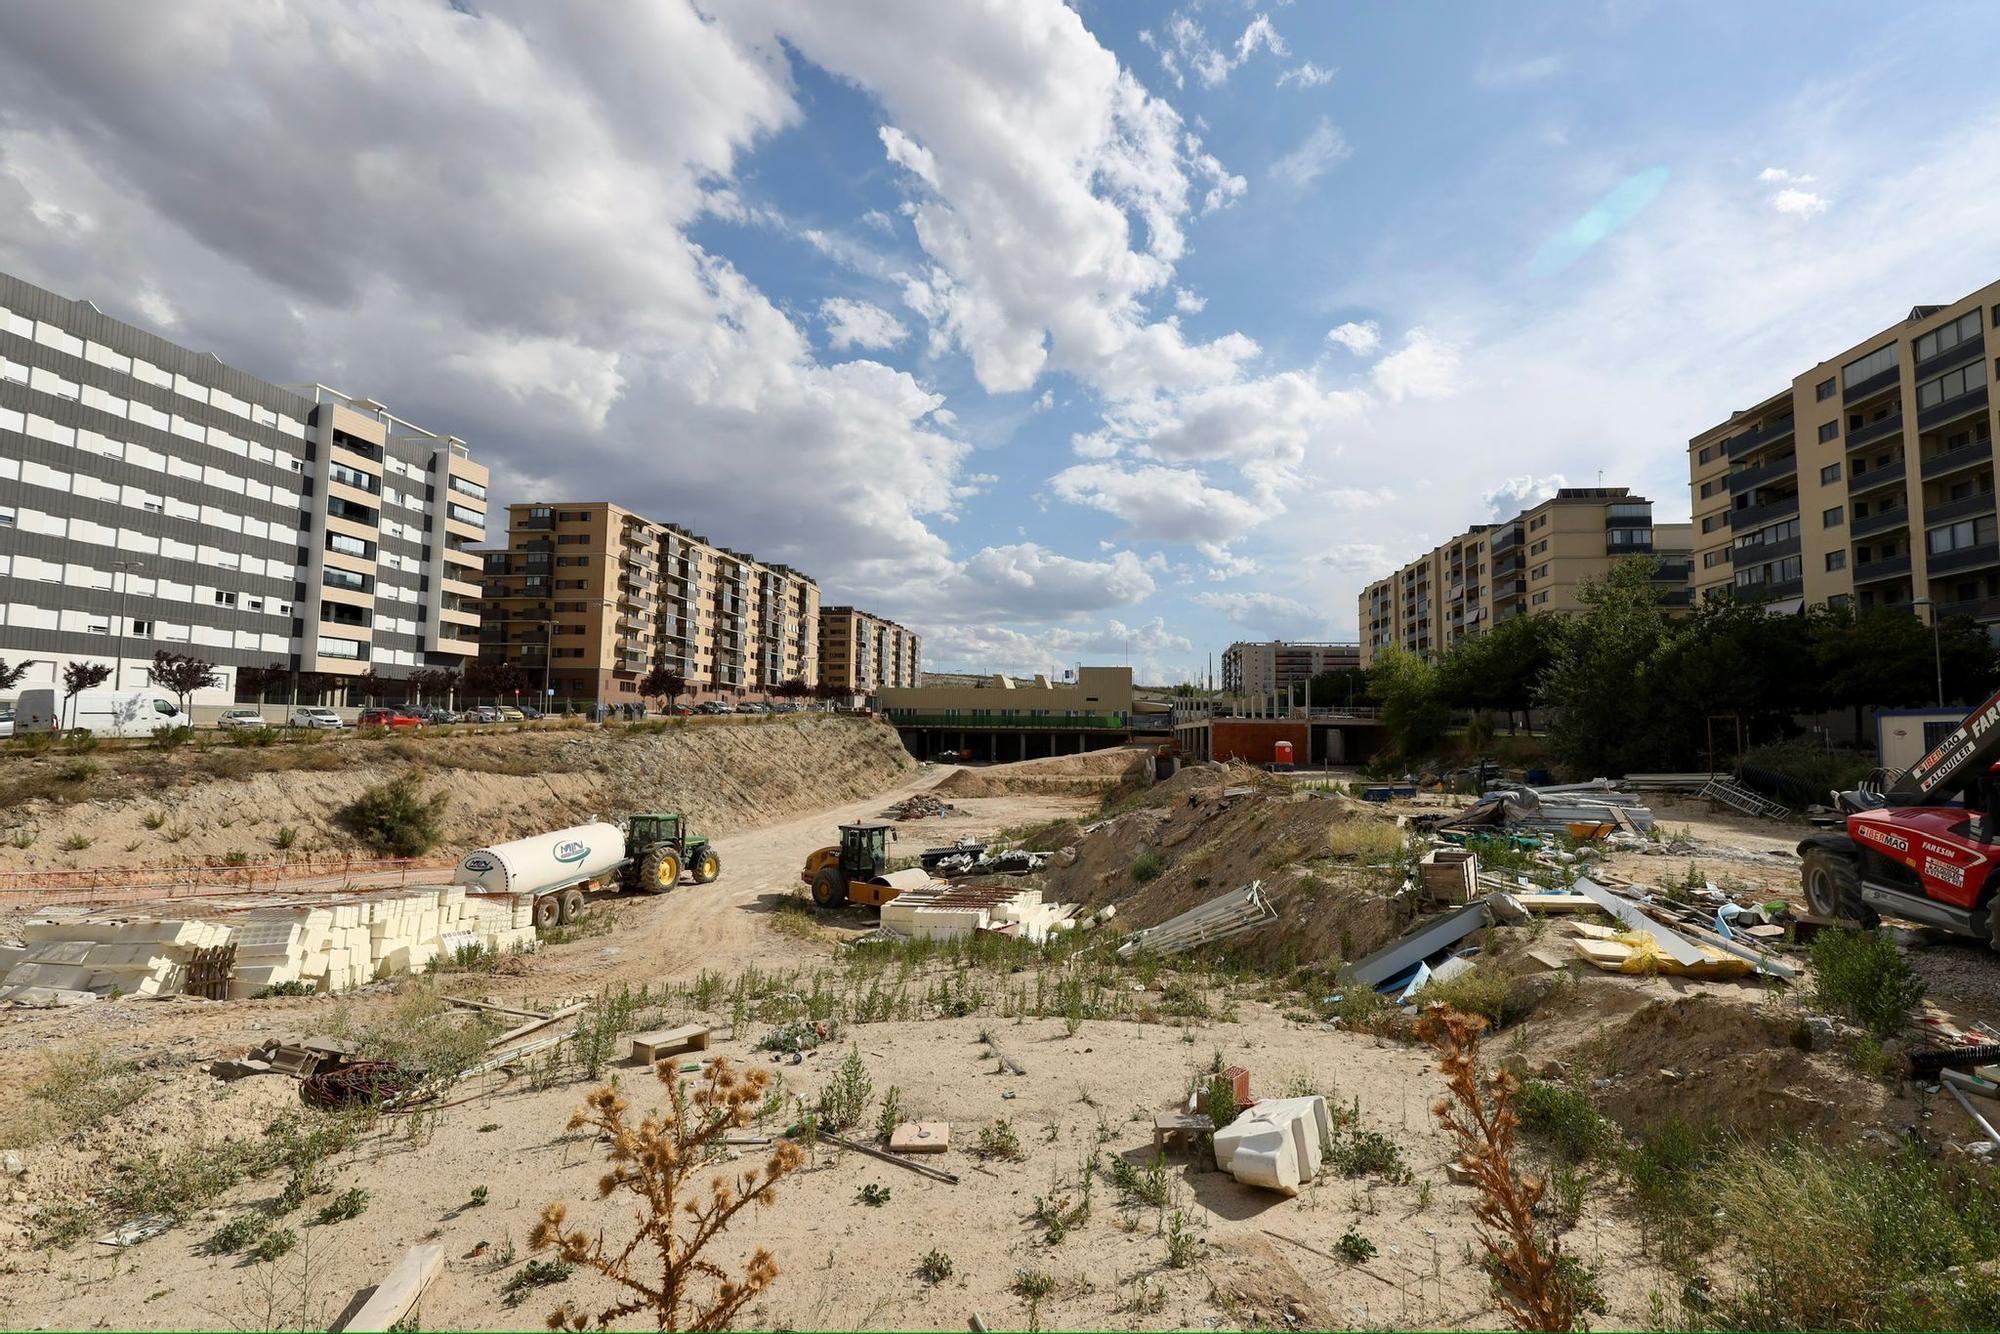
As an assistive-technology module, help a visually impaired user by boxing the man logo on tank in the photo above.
[554,840,589,864]
[463,855,494,873]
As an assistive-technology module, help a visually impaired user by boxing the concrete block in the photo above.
[889,1122,950,1153]
[629,1024,709,1064]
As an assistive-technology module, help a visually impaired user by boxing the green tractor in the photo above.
[622,811,721,894]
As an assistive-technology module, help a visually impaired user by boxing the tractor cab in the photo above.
[628,812,683,851]
[838,822,894,878]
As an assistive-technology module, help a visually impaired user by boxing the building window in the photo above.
[327,532,371,559]
[1698,446,1715,464]
[1917,358,1986,411]
[214,590,238,607]
[1916,310,1981,363]
[1820,463,1841,484]
[1699,478,1722,498]
[1824,506,1843,528]
[1816,377,1836,400]
[1819,421,1840,442]
[1703,550,1728,568]
[1702,513,1725,533]
[1841,342,1898,388]
[1929,516,1996,555]
[1826,550,1846,571]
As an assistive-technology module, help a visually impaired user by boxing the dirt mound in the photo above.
[1575,994,1888,1138]
[0,716,917,871]
[934,744,1154,798]
[1034,768,1407,970]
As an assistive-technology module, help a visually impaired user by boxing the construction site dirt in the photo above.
[3,737,1999,1332]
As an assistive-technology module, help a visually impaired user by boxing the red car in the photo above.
[357,708,424,730]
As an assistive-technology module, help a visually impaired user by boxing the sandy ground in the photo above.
[4,760,1996,1331]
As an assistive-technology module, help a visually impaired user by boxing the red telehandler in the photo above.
[1798,684,2000,949]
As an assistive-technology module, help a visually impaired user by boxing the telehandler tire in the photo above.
[1802,847,1876,926]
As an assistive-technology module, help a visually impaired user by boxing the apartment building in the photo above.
[0,271,486,706]
[477,502,818,705]
[1689,280,2000,623]
[1220,640,1361,696]
[1360,488,1692,667]
[818,605,922,698]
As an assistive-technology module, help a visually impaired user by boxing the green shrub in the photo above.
[249,1228,297,1263]
[1131,853,1165,883]
[251,980,316,999]
[1515,1078,1615,1163]
[1415,966,1519,1027]
[338,771,447,856]
[56,759,97,783]
[1809,928,1923,1038]
[975,1118,1024,1161]
[59,729,98,753]
[815,1046,873,1132]
[1337,1225,1376,1262]
[313,1185,370,1224]
[149,725,194,750]
[1326,1118,1411,1183]
[500,1257,572,1308]
[230,726,281,748]
[1702,1140,2000,1331]
[1741,741,1879,809]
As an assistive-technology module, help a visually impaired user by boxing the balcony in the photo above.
[1919,384,1991,432]
[1491,554,1523,576]
[1730,492,1800,529]
[1847,460,1905,496]
[1730,535,1801,566]
[519,512,554,531]
[1738,577,1804,602]
[1656,587,1694,608]
[1934,593,2000,622]
[1921,439,1993,480]
[1490,526,1523,555]
[1723,415,1796,459]
[1923,493,1997,527]
[1928,543,2000,577]
[1846,413,1904,450]
[1844,365,1900,405]
[1851,506,1909,537]
[1914,331,1985,383]
[1853,553,1912,584]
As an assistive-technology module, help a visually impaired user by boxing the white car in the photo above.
[0,708,12,739]
[216,708,270,730]
[288,707,347,730]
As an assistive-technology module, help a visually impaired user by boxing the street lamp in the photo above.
[1912,597,1945,708]
[111,560,145,691]
[522,615,558,714]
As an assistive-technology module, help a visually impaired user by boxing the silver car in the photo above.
[216,708,269,730]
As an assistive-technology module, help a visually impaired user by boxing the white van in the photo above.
[14,686,189,738]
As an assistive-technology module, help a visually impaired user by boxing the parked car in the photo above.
[694,701,730,715]
[357,708,424,730]
[466,705,500,723]
[216,708,270,731]
[288,707,347,730]
[496,705,526,722]
[17,687,189,738]
[0,708,13,739]
[420,707,461,725]
[520,706,543,720]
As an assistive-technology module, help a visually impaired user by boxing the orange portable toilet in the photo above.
[1273,740,1295,769]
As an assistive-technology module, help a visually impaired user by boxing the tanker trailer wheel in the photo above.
[637,846,682,894]
[533,894,562,930]
[559,888,586,923]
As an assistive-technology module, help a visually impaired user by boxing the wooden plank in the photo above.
[1515,894,1597,913]
[487,1002,587,1049]
[982,1031,1026,1076]
[445,996,552,1022]
[342,1243,443,1333]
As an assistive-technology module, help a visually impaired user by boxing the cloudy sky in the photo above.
[3,1,1999,682]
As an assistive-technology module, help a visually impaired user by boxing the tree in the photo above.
[1309,667,1375,710]
[295,672,342,708]
[1539,558,1673,776]
[1814,604,1998,730]
[1368,646,1448,760]
[150,650,220,718]
[1436,614,1560,733]
[61,660,111,729]
[639,665,687,711]
[352,668,388,707]
[0,659,31,696]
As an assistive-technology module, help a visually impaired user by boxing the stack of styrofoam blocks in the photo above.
[0,916,233,1001]
[1212,1096,1333,1196]
[879,885,1079,944]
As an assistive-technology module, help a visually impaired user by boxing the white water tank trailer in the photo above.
[454,822,629,898]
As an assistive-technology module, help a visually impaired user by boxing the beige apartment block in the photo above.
[1220,641,1361,695]
[1360,488,1692,667]
[1690,279,2000,622]
[818,605,922,697]
[477,501,818,706]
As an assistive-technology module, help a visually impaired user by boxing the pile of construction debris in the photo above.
[929,847,1049,877]
[879,883,1080,944]
[0,886,538,1006]
[887,794,956,820]
[1441,779,1656,838]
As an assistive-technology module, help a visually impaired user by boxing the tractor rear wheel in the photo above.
[812,866,849,908]
[636,846,682,894]
[1802,848,1875,926]
[533,894,562,930]
[693,848,722,884]
[559,888,585,924]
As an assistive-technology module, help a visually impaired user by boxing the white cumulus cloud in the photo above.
[1370,327,1460,401]
[819,296,910,350]
[1325,320,1381,355]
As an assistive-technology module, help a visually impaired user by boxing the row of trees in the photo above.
[1363,559,2000,774]
[238,661,844,712]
